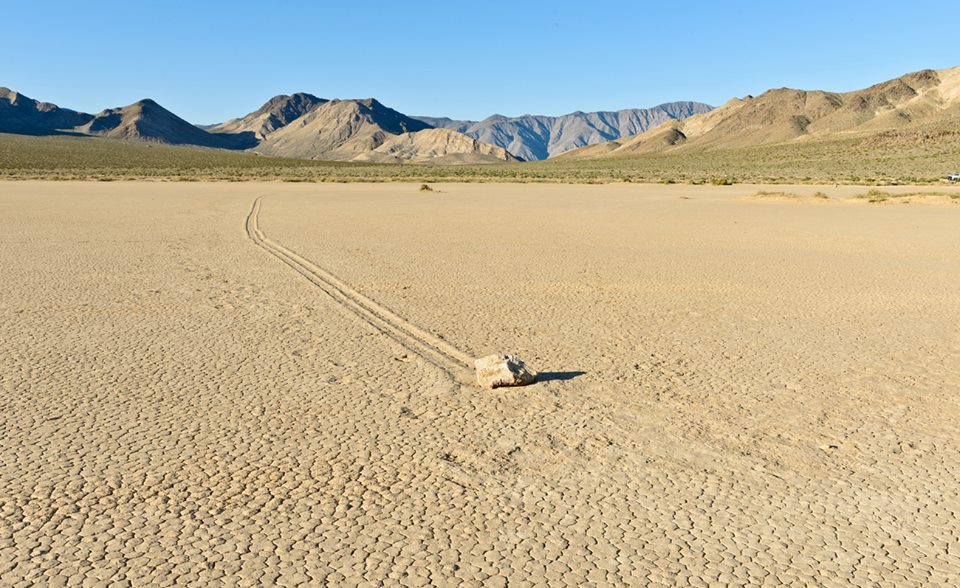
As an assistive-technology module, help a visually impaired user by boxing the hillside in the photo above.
[354,128,518,163]
[562,67,960,159]
[5,66,960,178]
[209,93,326,140]
[0,87,92,134]
[0,88,520,163]
[4,126,960,184]
[414,102,713,160]
[77,99,255,149]
[215,95,519,163]
[253,98,434,160]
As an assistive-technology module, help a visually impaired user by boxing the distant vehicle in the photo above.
[948,172,960,182]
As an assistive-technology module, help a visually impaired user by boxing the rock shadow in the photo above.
[536,371,586,383]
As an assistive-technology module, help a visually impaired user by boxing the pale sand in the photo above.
[1,181,958,586]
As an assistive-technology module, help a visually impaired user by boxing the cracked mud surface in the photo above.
[2,182,958,586]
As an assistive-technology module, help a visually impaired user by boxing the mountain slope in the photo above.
[209,93,327,140]
[253,98,434,160]
[76,99,255,149]
[354,128,517,163]
[561,67,960,159]
[2,89,517,163]
[412,116,472,134]
[413,102,713,160]
[0,87,93,134]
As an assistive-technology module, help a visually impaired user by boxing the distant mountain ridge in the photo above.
[7,67,958,166]
[77,99,255,149]
[0,90,515,162]
[0,87,93,134]
[413,102,714,161]
[209,93,327,140]
[241,96,516,163]
[560,67,960,160]
[253,98,430,159]
[0,88,710,163]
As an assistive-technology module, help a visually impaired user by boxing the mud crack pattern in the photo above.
[1,182,958,586]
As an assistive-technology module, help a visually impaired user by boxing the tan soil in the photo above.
[1,181,958,586]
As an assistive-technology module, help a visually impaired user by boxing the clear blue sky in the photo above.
[5,1,959,124]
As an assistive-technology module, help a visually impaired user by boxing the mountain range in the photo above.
[0,90,514,163]
[0,89,708,163]
[413,102,713,161]
[4,66,959,167]
[560,66,960,160]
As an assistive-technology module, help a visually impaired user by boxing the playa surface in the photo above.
[2,181,958,586]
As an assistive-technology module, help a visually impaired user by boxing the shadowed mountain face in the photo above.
[0,87,93,134]
[209,93,327,140]
[561,67,960,159]
[76,99,256,149]
[413,102,714,161]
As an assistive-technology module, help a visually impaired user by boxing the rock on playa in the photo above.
[474,354,537,389]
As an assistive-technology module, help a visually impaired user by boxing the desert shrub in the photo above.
[858,188,892,203]
[5,128,960,184]
[751,190,801,198]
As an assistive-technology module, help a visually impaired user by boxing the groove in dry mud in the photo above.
[246,197,473,376]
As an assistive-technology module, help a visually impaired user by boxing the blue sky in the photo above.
[5,1,959,124]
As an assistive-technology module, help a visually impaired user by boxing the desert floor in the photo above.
[1,181,958,586]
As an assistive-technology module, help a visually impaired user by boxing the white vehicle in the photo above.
[948,172,960,182]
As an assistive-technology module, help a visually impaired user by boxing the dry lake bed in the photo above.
[1,181,958,586]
